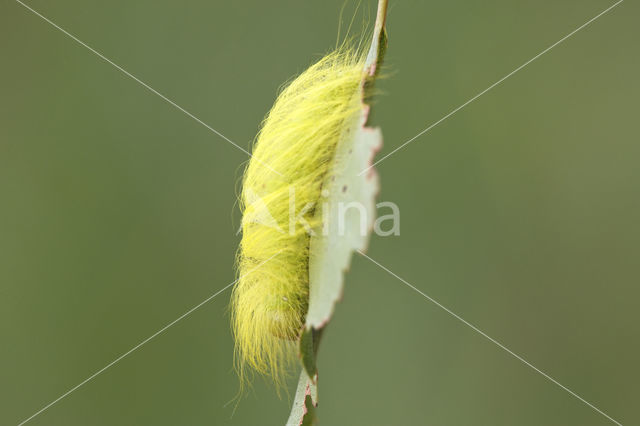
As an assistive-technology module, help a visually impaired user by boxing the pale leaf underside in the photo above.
[287,1,388,424]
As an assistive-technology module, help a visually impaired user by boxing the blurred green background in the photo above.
[1,0,638,425]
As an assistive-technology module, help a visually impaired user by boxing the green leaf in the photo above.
[286,370,318,426]
[305,0,388,340]
[299,327,321,380]
[287,1,388,425]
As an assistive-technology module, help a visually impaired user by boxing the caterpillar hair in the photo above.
[232,42,371,389]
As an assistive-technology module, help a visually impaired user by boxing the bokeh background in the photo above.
[1,0,638,425]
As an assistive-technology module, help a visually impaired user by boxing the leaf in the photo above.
[285,370,318,426]
[287,1,388,424]
[299,327,321,380]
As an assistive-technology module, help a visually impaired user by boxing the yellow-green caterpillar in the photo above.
[232,45,370,386]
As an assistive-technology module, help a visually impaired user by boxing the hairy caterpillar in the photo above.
[231,45,371,387]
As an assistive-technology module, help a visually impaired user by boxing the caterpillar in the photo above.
[231,44,370,387]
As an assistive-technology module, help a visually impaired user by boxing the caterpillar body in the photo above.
[232,46,370,386]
